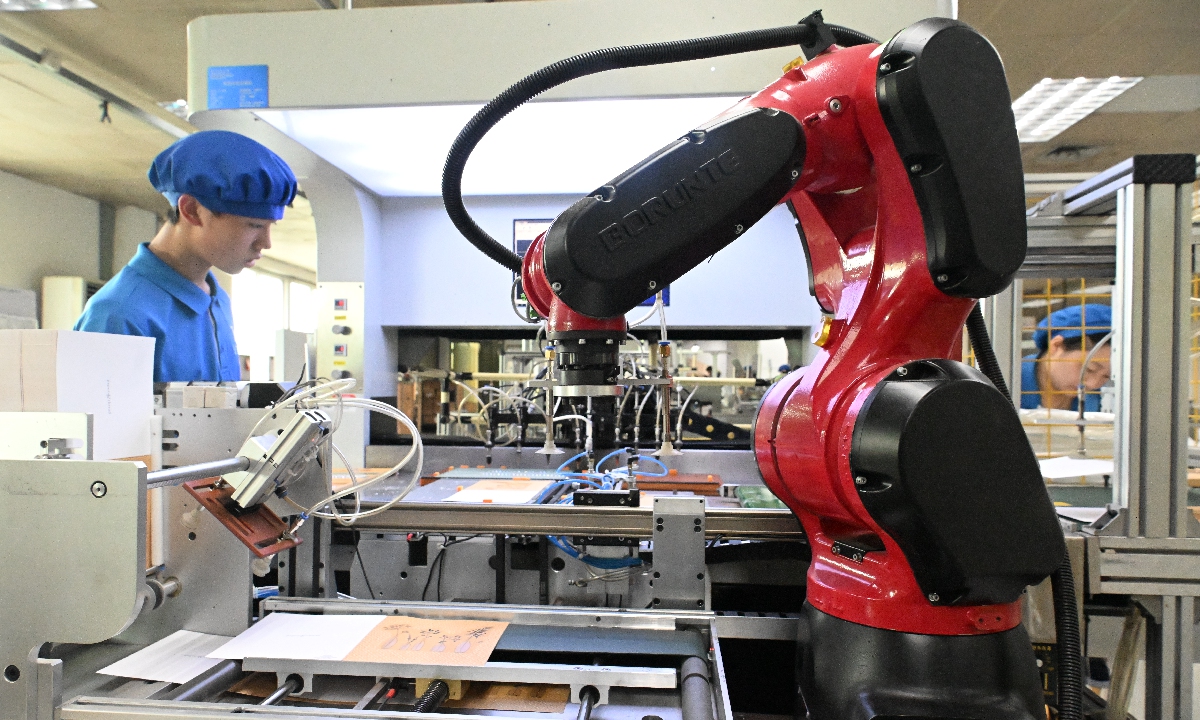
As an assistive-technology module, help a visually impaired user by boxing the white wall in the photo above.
[378,194,822,329]
[0,168,100,294]
[113,205,160,271]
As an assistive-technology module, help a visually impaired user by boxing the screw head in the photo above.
[909,163,923,174]
[896,366,908,377]
[90,481,107,498]
[928,593,940,603]
[790,169,799,179]
[648,281,657,290]
[828,98,843,113]
[734,224,744,234]
[855,476,867,486]
[551,282,562,292]
[880,62,892,72]
[936,274,949,283]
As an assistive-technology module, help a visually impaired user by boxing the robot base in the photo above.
[796,603,1045,720]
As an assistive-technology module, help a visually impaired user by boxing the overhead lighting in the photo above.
[1012,76,1142,143]
[257,97,744,197]
[158,99,189,119]
[0,0,97,9]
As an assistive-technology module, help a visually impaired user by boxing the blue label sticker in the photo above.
[207,65,268,110]
[639,286,669,306]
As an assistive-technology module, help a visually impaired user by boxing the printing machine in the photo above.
[0,399,811,720]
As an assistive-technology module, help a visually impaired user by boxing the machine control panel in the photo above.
[317,282,364,384]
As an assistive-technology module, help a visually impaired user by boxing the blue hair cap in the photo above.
[148,130,297,221]
[1033,304,1112,353]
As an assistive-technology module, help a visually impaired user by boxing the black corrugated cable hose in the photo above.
[965,304,1011,398]
[414,680,450,712]
[965,303,1083,720]
[441,15,878,273]
[1050,555,1084,720]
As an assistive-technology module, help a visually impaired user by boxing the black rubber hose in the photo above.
[414,680,450,712]
[1050,556,1084,720]
[442,19,877,273]
[964,301,1083,720]
[965,304,1010,398]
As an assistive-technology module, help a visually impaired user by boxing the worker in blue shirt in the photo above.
[1020,304,1112,412]
[75,131,297,382]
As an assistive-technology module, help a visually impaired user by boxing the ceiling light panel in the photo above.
[1013,76,1142,143]
[0,0,96,9]
[257,97,744,197]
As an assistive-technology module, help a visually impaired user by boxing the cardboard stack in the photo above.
[0,329,155,461]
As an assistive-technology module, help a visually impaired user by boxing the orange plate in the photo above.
[637,473,722,496]
[182,478,301,558]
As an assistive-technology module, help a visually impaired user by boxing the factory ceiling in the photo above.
[0,0,1196,273]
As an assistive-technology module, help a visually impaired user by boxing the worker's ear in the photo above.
[1046,333,1066,358]
[176,194,205,227]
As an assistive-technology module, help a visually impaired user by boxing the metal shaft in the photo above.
[260,675,303,706]
[146,456,250,490]
[680,657,713,720]
[162,660,243,702]
[576,686,600,720]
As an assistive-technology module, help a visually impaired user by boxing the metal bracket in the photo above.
[277,671,314,695]
[651,496,707,610]
[570,683,610,706]
[1081,504,1127,536]
[1092,537,1200,596]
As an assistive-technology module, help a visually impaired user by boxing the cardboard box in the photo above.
[0,330,155,460]
[181,385,208,408]
[204,386,239,409]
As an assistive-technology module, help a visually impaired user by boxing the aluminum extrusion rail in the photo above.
[352,502,804,540]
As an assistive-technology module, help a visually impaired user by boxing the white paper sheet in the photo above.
[1056,507,1110,524]
[1039,455,1114,479]
[207,612,384,661]
[99,630,231,683]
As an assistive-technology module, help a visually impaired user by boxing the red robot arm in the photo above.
[451,15,1068,719]
[515,18,1064,720]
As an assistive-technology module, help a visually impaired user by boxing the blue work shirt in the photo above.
[75,244,240,383]
[1020,355,1100,412]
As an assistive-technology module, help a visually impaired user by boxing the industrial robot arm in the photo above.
[445,14,1074,720]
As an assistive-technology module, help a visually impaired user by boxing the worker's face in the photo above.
[1044,334,1112,393]
[180,195,273,274]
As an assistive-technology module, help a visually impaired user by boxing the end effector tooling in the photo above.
[222,409,332,510]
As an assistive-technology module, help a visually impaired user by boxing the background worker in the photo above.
[1020,304,1112,411]
[75,130,297,383]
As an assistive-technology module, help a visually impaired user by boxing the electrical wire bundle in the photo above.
[253,377,424,528]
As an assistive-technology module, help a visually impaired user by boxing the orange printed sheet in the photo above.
[344,616,509,666]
